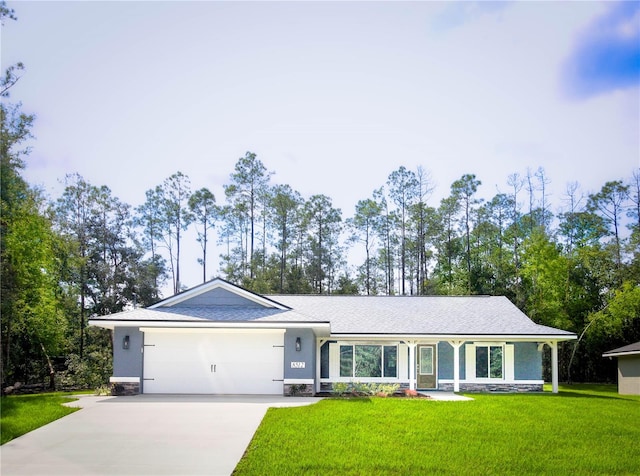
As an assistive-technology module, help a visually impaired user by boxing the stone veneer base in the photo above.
[438,383,543,392]
[284,383,315,397]
[110,381,140,396]
[321,382,542,393]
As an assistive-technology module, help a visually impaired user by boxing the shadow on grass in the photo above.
[462,385,639,403]
[555,383,640,402]
[556,391,640,402]
[553,391,633,401]
[0,398,19,418]
[331,396,373,404]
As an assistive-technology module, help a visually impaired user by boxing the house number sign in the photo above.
[291,362,306,369]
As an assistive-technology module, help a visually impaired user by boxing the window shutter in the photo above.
[466,344,476,379]
[398,344,408,380]
[329,343,339,378]
[505,344,515,381]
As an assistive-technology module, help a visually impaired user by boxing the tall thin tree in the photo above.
[387,167,419,295]
[189,188,217,283]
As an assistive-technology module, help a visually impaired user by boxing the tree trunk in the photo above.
[40,342,55,390]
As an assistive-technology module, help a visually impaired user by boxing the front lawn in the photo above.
[234,385,640,475]
[1,393,80,445]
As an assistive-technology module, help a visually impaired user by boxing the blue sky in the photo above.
[2,1,639,291]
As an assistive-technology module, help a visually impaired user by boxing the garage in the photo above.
[142,329,285,394]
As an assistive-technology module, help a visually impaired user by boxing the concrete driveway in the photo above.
[1,394,322,476]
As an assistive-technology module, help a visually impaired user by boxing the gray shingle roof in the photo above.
[89,307,293,322]
[266,295,573,336]
[603,341,640,357]
[90,294,574,337]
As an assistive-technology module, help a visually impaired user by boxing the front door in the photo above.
[417,344,437,389]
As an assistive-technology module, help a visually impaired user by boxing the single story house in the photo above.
[89,278,576,396]
[602,341,640,395]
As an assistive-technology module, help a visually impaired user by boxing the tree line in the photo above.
[1,2,639,391]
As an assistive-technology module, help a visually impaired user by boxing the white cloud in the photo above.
[561,1,640,99]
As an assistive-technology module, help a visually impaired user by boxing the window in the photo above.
[320,341,331,378]
[355,345,381,377]
[340,345,353,377]
[339,345,398,378]
[476,345,503,379]
[383,345,397,378]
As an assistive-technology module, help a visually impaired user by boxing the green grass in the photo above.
[1,393,80,445]
[234,385,640,475]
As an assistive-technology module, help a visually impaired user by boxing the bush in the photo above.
[350,381,372,395]
[332,382,400,397]
[57,349,112,390]
[94,384,111,396]
[376,383,400,397]
[332,382,349,396]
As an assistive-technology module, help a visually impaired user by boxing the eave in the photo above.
[88,319,331,336]
[329,333,577,342]
[602,350,640,358]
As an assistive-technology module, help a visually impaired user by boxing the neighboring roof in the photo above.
[89,278,575,339]
[603,341,640,358]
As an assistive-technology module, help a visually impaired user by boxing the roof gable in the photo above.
[149,278,290,310]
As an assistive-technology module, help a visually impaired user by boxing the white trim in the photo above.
[333,343,400,380]
[91,320,330,332]
[329,343,339,376]
[319,377,406,384]
[539,340,561,394]
[140,327,285,334]
[416,344,438,390]
[333,334,576,341]
[551,341,559,393]
[448,340,465,392]
[316,339,326,394]
[466,342,515,381]
[439,379,544,385]
[505,344,515,381]
[602,350,640,358]
[110,377,140,383]
[284,379,314,385]
[91,319,575,343]
[466,343,476,377]
[398,343,409,380]
[408,341,417,390]
[418,346,434,375]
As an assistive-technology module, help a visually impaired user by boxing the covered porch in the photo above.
[316,336,571,394]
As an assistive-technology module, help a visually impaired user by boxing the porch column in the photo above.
[407,341,417,390]
[448,340,464,393]
[550,340,559,394]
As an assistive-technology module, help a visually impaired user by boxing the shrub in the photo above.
[57,349,112,390]
[332,382,349,396]
[94,385,111,396]
[288,384,309,396]
[350,381,372,395]
[332,382,400,397]
[376,383,400,397]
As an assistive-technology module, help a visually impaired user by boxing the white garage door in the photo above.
[142,330,284,394]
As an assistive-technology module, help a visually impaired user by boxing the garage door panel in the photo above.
[143,331,284,394]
